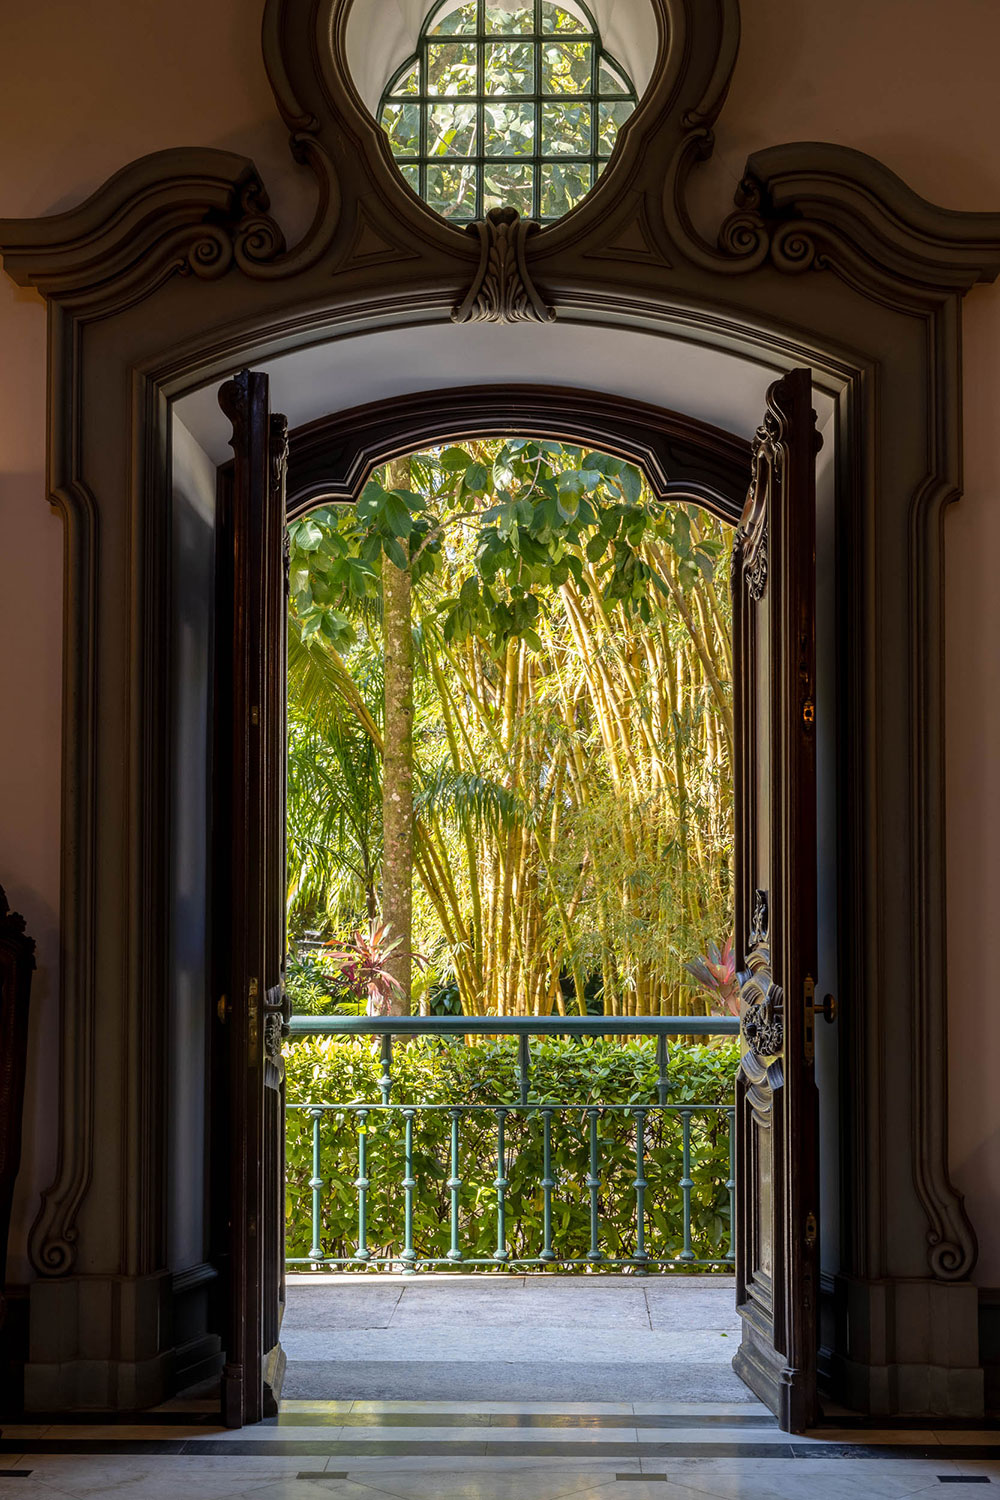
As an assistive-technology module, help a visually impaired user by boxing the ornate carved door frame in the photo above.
[2,0,999,1416]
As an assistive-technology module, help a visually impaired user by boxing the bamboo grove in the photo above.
[286,440,735,1017]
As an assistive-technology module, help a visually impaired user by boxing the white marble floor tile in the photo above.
[306,1425,486,1444]
[580,1487,728,1500]
[484,1426,639,1444]
[234,1480,388,1500]
[326,1464,647,1499]
[19,1459,250,1498]
[0,1483,71,1500]
[651,1457,958,1498]
[25,1454,310,1489]
[338,1456,642,1474]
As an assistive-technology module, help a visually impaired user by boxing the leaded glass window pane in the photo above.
[428,103,478,155]
[598,98,632,156]
[485,101,536,156]
[483,162,535,217]
[427,41,477,93]
[378,0,637,223]
[484,3,533,33]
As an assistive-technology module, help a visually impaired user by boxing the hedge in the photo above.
[284,1034,738,1271]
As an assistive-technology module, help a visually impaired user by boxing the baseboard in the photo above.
[173,1333,223,1395]
[978,1287,1000,1415]
[0,1283,29,1416]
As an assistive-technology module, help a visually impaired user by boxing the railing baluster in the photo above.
[379,1034,393,1105]
[494,1107,509,1264]
[447,1107,463,1262]
[540,1107,556,1263]
[656,1033,670,1106]
[586,1106,602,1264]
[518,1034,531,1107]
[308,1106,325,1266]
[726,1105,736,1265]
[401,1106,417,1274]
[285,1018,741,1275]
[679,1107,695,1262]
[633,1106,648,1274]
[354,1108,371,1264]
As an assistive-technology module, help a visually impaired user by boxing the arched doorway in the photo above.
[3,0,992,1431]
[197,361,825,1427]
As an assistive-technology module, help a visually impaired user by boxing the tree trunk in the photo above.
[381,456,413,1014]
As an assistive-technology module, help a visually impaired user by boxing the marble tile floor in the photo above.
[3,1400,1000,1499]
[281,1274,749,1402]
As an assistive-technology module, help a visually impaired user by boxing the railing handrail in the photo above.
[287,1015,740,1037]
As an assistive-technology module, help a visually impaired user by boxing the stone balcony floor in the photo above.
[282,1273,748,1403]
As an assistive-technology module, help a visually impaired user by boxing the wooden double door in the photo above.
[212,367,823,1431]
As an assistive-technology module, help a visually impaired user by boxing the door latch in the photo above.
[804,977,837,1061]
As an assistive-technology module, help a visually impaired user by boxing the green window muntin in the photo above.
[379,0,638,224]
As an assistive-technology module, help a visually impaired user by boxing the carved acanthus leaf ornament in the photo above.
[452,208,555,325]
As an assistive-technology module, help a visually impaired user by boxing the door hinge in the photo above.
[217,993,229,1024]
[803,974,816,1063]
[250,705,260,726]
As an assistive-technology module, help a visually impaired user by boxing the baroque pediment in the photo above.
[1,0,999,319]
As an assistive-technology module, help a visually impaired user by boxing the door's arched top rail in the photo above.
[285,381,750,523]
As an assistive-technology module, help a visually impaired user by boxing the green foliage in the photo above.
[285,1034,738,1268]
[285,948,363,1017]
[285,437,735,1016]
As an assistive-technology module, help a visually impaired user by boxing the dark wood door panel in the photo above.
[731,369,821,1433]
[215,370,289,1429]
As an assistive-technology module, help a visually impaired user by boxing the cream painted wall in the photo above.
[1,0,999,1282]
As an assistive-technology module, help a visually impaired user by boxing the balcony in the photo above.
[282,1015,741,1401]
[284,1015,739,1274]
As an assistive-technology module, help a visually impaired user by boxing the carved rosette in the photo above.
[741,989,784,1059]
[452,207,555,325]
[264,1011,284,1064]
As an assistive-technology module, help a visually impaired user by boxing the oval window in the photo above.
[379,0,637,224]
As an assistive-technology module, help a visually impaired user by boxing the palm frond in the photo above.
[414,765,530,835]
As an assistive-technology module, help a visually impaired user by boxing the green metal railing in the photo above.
[286,1015,739,1274]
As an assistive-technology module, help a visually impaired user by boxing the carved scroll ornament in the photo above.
[452,208,555,325]
[738,888,784,1074]
[734,413,781,601]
